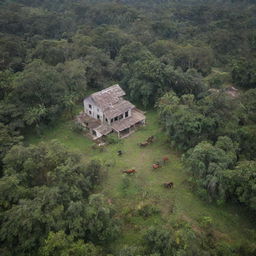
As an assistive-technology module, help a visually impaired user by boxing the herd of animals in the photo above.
[92,135,174,189]
[121,136,174,190]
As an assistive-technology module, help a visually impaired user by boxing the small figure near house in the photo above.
[163,156,169,164]
[122,168,136,174]
[163,182,174,189]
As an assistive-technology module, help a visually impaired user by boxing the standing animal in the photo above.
[152,163,161,169]
[163,182,174,189]
[147,135,154,144]
[163,156,169,164]
[139,141,148,147]
[123,169,136,174]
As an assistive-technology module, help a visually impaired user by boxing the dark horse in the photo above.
[139,141,148,147]
[163,182,174,189]
[139,136,154,147]
[147,135,154,144]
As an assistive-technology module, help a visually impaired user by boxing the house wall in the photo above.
[83,98,104,122]
[109,108,132,124]
[94,129,102,138]
[128,109,131,118]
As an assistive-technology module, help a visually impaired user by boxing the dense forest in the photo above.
[0,0,256,255]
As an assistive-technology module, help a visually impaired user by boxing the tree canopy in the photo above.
[0,0,256,255]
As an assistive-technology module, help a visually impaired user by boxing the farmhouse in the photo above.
[77,84,146,139]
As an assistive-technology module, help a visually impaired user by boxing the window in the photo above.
[105,118,108,122]
[114,116,118,121]
[111,118,114,123]
[97,115,100,119]
[125,111,129,118]
[89,104,92,109]
[119,114,123,120]
[89,110,92,115]
[92,130,96,136]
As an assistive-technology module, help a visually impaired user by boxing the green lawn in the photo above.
[25,111,256,252]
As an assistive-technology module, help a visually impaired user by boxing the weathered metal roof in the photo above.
[88,84,126,111]
[111,109,145,132]
[76,112,100,129]
[94,124,113,136]
[104,100,134,119]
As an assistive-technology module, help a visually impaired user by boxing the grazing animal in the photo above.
[163,156,169,164]
[117,150,123,156]
[163,182,174,189]
[147,135,154,144]
[152,163,161,169]
[139,141,148,147]
[123,169,136,174]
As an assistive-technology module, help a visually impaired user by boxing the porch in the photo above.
[111,109,146,138]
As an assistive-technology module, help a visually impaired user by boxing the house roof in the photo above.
[94,124,113,136]
[76,112,100,129]
[87,84,126,111]
[104,100,134,119]
[111,109,145,132]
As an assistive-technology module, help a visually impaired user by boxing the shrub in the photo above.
[118,245,142,256]
[198,216,213,230]
[137,204,160,218]
[105,133,121,144]
[71,122,86,134]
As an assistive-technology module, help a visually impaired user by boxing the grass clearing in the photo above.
[25,111,256,252]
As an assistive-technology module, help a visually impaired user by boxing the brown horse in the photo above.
[123,169,136,174]
[163,156,169,164]
[163,182,174,189]
[152,163,161,169]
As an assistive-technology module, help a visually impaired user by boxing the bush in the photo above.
[105,133,121,144]
[137,204,160,218]
[118,245,142,256]
[206,71,231,89]
[143,226,175,255]
[198,216,213,230]
[196,188,209,202]
[71,122,86,134]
